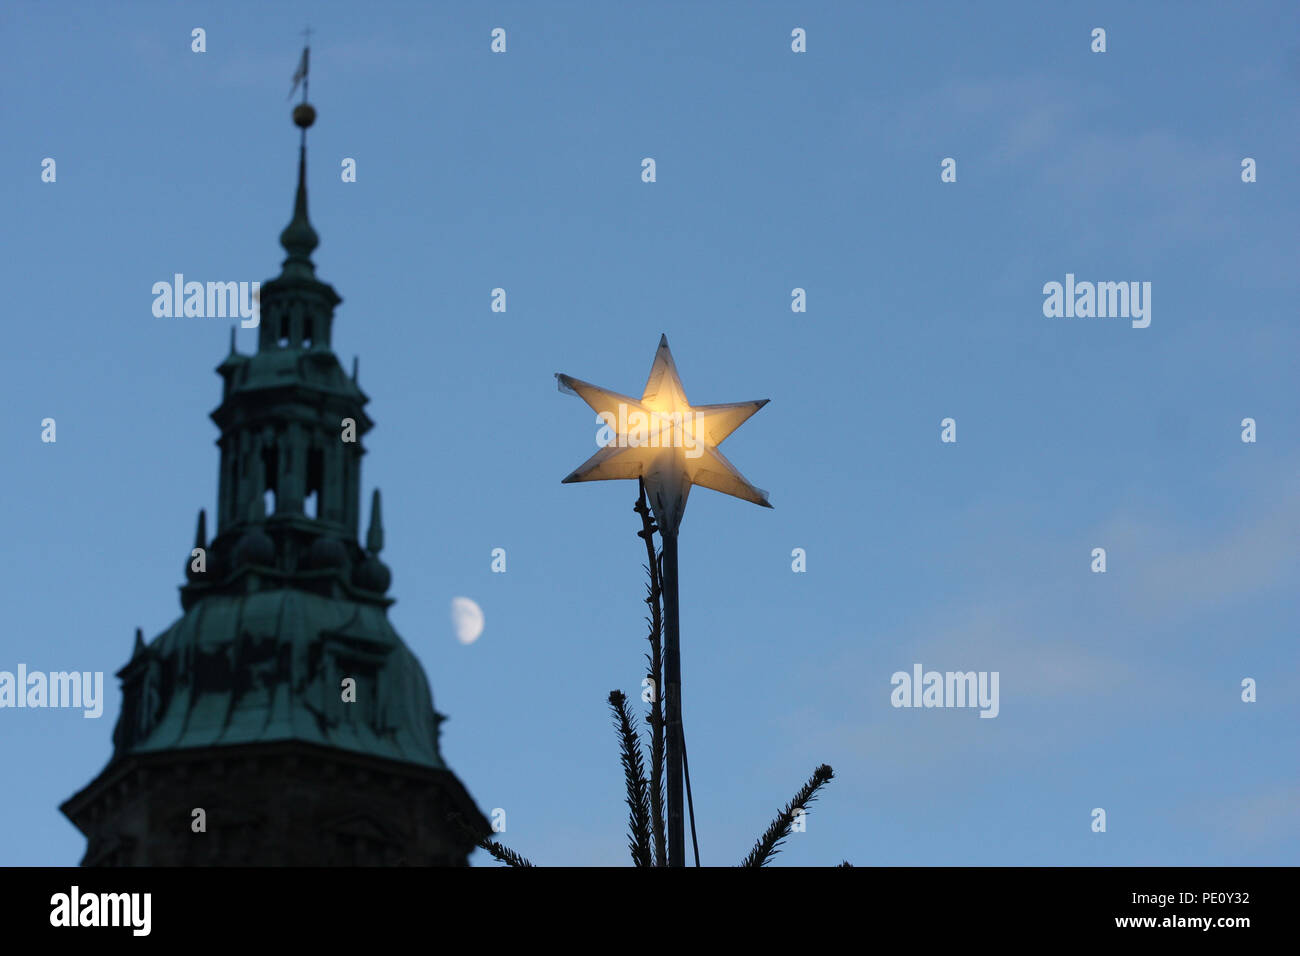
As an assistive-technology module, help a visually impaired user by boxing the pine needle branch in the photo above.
[633,479,667,866]
[739,764,835,868]
[608,690,654,867]
[447,810,535,868]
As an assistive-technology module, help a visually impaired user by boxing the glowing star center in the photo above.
[595,406,706,458]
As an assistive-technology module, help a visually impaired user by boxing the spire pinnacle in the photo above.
[194,509,207,550]
[366,489,384,554]
[279,98,319,278]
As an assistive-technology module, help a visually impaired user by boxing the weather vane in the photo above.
[289,28,312,105]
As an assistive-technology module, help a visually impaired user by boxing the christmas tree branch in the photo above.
[608,690,654,868]
[739,764,835,868]
[447,810,534,868]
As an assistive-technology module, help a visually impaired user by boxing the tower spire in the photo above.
[62,40,490,865]
[279,96,319,279]
[210,43,365,577]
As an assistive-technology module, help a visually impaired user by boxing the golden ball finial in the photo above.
[292,103,316,129]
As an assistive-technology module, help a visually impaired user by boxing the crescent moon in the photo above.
[451,597,485,645]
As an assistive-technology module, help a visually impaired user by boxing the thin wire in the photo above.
[681,721,700,866]
[648,486,693,866]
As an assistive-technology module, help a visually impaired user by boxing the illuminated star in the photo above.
[557,335,771,535]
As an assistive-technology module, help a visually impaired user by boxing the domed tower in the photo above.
[61,94,488,866]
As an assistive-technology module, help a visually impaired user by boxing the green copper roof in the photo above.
[117,589,447,769]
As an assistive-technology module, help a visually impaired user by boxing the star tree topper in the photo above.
[557,335,771,535]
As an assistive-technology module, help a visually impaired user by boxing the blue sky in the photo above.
[2,0,1297,865]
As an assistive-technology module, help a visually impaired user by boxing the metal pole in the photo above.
[661,527,684,866]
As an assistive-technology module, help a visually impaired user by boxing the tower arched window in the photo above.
[305,446,324,519]
[261,443,279,515]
